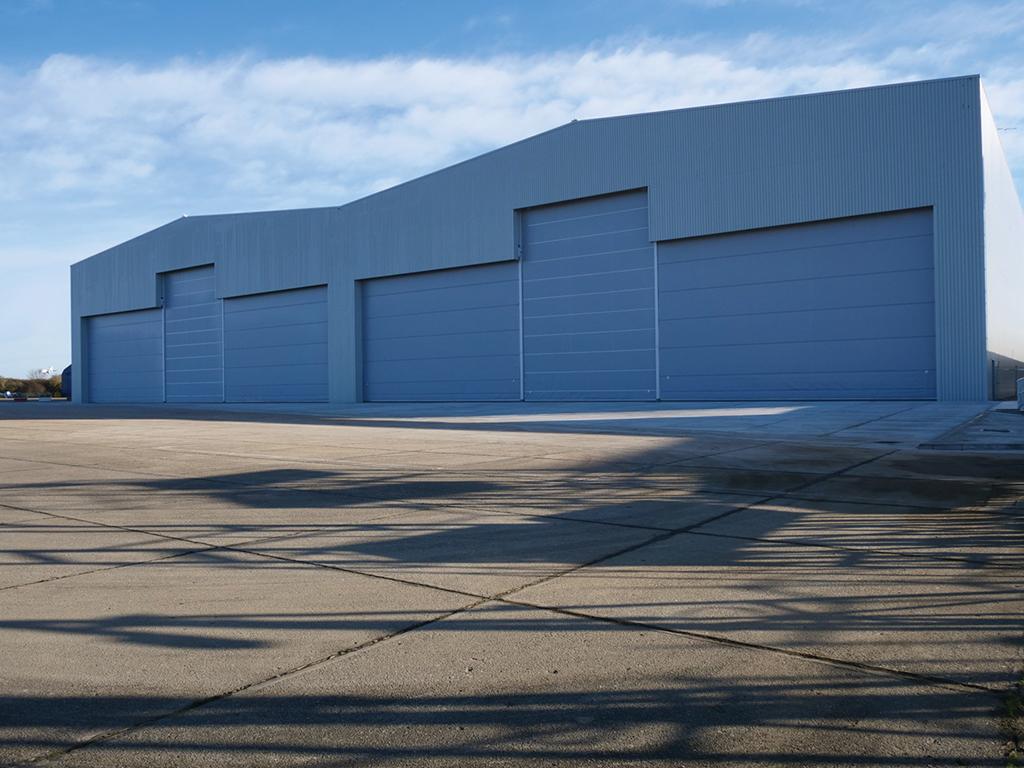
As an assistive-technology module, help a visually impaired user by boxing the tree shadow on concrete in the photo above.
[0,436,1021,765]
[0,655,1008,766]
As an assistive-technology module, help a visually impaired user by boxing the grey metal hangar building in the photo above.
[70,75,1023,405]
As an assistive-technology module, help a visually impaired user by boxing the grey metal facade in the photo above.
[71,76,1023,404]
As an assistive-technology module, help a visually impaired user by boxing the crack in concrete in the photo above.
[819,404,922,437]
[15,597,493,767]
[0,501,411,593]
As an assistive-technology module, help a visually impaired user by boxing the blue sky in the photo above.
[1,0,1022,377]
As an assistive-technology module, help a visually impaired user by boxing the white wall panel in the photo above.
[980,85,1024,392]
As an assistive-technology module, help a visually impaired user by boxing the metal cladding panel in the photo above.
[658,209,936,400]
[522,189,656,401]
[223,286,328,402]
[163,266,223,403]
[362,262,520,401]
[87,309,163,403]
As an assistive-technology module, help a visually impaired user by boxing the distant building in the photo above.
[70,75,1023,404]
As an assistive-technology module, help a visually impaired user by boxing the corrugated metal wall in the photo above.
[86,309,164,403]
[71,76,992,402]
[223,285,328,402]
[521,190,656,400]
[361,263,520,401]
[163,266,223,403]
[658,209,936,400]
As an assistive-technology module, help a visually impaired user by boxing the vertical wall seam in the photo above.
[653,240,661,400]
[161,306,167,403]
[517,254,526,402]
[352,281,362,403]
[220,297,226,403]
[928,206,939,399]
[516,207,526,402]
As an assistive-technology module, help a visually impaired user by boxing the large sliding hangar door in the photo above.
[163,266,223,403]
[86,309,164,403]
[520,190,656,401]
[224,286,328,402]
[657,208,936,400]
[361,262,521,401]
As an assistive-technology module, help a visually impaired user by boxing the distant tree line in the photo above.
[0,376,63,397]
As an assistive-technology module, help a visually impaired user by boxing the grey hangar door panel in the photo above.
[657,208,936,400]
[223,286,328,402]
[86,308,164,403]
[521,189,656,401]
[362,262,520,401]
[162,265,223,403]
